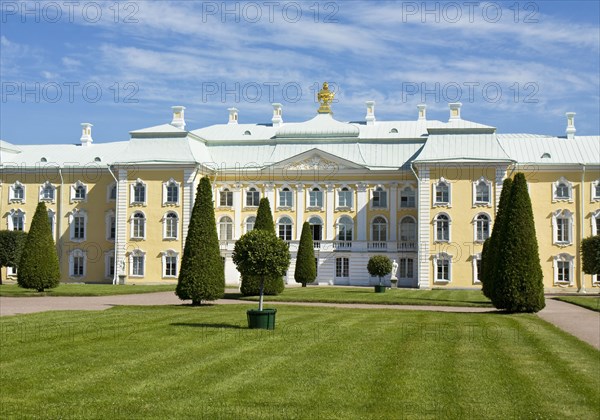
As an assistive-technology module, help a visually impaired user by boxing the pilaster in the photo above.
[325,183,335,240]
[417,167,430,289]
[356,182,368,241]
[295,183,305,240]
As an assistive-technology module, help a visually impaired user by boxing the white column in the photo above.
[417,166,430,289]
[356,182,368,241]
[264,182,275,210]
[295,183,305,240]
[115,168,128,278]
[182,168,196,246]
[233,183,242,239]
[389,182,398,241]
[495,166,507,215]
[325,183,335,240]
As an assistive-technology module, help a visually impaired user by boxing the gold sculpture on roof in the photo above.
[317,82,334,114]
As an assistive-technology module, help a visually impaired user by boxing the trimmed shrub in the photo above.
[367,255,393,285]
[581,235,600,275]
[176,177,224,305]
[0,230,28,284]
[481,177,512,301]
[232,229,290,310]
[17,202,60,292]
[240,197,284,296]
[493,173,545,312]
[294,222,316,287]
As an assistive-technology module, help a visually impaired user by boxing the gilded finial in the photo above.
[317,82,335,114]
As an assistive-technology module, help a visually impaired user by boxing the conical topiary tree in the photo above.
[17,202,60,292]
[176,176,224,305]
[0,230,27,285]
[240,198,285,296]
[493,173,545,312]
[481,177,512,302]
[294,222,316,287]
[581,235,600,278]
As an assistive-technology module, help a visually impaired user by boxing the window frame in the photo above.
[8,209,25,231]
[474,213,491,243]
[277,216,293,241]
[9,181,25,203]
[69,249,86,278]
[130,249,146,277]
[434,213,451,242]
[70,209,87,241]
[131,211,146,240]
[336,216,354,241]
[552,209,573,246]
[308,186,324,209]
[163,178,180,206]
[371,186,388,209]
[433,178,451,207]
[472,177,492,206]
[399,186,416,208]
[70,180,88,203]
[592,179,600,202]
[337,186,353,209]
[130,179,147,206]
[219,187,234,207]
[371,216,388,242]
[433,252,452,283]
[278,186,293,209]
[553,253,574,285]
[552,177,573,202]
[218,216,233,240]
[335,257,350,278]
[245,186,260,207]
[162,250,179,278]
[39,181,56,203]
[163,211,179,240]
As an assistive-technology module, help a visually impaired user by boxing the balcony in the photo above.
[313,241,321,250]
[333,241,352,250]
[367,241,387,251]
[397,241,417,251]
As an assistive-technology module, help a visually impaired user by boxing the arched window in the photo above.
[473,178,491,204]
[131,212,146,239]
[552,209,573,245]
[164,179,179,205]
[400,186,415,208]
[8,209,25,231]
[372,216,387,242]
[399,216,416,242]
[131,179,146,204]
[338,187,353,208]
[40,181,56,201]
[9,181,25,202]
[337,216,353,241]
[277,216,293,241]
[308,216,322,241]
[475,213,490,242]
[219,216,233,240]
[372,186,387,208]
[246,187,260,207]
[246,216,256,233]
[553,177,572,201]
[309,187,323,208]
[164,212,178,239]
[434,180,450,205]
[434,213,450,242]
[279,187,293,207]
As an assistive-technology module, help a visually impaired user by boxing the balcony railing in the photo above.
[221,239,418,253]
[397,241,417,251]
[333,241,352,250]
[313,241,321,250]
[367,241,387,250]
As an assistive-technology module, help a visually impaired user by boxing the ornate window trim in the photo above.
[162,178,181,206]
[218,215,234,240]
[163,211,179,240]
[161,249,179,278]
[307,184,324,211]
[592,209,600,236]
[130,178,147,206]
[70,180,88,203]
[553,253,574,286]
[399,185,416,209]
[592,179,600,202]
[552,177,573,202]
[371,215,388,242]
[129,249,146,277]
[276,215,294,241]
[9,181,25,203]
[244,185,261,208]
[107,182,117,202]
[473,212,492,243]
[433,252,452,283]
[245,215,256,233]
[39,181,56,203]
[552,209,574,246]
[371,184,388,210]
[472,177,492,207]
[336,184,353,210]
[433,177,451,207]
[105,210,116,241]
[433,213,451,243]
[69,208,87,242]
[130,211,147,240]
[277,184,294,210]
[336,215,354,241]
[104,251,115,280]
[218,185,234,208]
[7,209,25,231]
[69,249,86,278]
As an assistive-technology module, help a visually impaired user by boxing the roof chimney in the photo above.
[228,107,238,125]
[449,102,462,121]
[417,104,427,120]
[171,106,186,130]
[365,101,376,125]
[80,123,93,146]
[272,103,283,127]
[565,112,576,140]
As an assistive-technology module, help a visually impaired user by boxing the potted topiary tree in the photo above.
[367,255,392,293]
[232,229,290,330]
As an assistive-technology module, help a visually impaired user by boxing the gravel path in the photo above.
[1,292,598,349]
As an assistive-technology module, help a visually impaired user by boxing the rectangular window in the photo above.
[476,259,482,282]
[73,256,84,277]
[220,190,233,207]
[43,187,54,200]
[14,187,24,200]
[400,192,415,208]
[165,256,177,277]
[134,185,145,203]
[279,224,292,241]
[309,190,323,208]
[372,190,387,208]
[557,218,570,243]
[110,185,117,200]
[107,255,115,278]
[132,256,144,276]
[48,214,54,237]
[109,216,116,240]
[435,185,449,204]
[437,259,450,281]
[399,258,414,278]
[73,216,85,239]
[166,184,178,203]
[246,189,260,206]
[338,189,352,207]
[336,257,349,278]
[557,261,570,282]
[279,189,293,207]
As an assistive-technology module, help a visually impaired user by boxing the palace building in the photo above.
[1,84,599,291]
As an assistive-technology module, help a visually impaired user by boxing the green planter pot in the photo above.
[374,285,387,293]
[247,309,277,330]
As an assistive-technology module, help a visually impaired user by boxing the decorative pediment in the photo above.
[270,148,367,171]
[287,154,337,171]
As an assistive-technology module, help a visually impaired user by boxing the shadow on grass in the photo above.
[171,322,245,329]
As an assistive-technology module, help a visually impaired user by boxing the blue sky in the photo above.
[1,0,599,145]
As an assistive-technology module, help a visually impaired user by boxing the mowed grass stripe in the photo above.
[1,305,598,420]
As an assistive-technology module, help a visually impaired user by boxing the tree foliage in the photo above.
[367,255,393,285]
[481,177,512,301]
[581,235,600,275]
[294,222,316,287]
[0,230,28,284]
[176,177,224,305]
[232,229,290,310]
[240,197,284,296]
[17,202,60,292]
[492,173,545,312]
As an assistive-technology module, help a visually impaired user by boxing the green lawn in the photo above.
[234,286,493,307]
[0,283,176,297]
[554,296,600,312]
[1,305,598,419]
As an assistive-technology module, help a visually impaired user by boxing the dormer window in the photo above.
[94,157,102,162]
[41,157,47,162]
[244,130,251,135]
[389,128,398,133]
[541,153,551,159]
